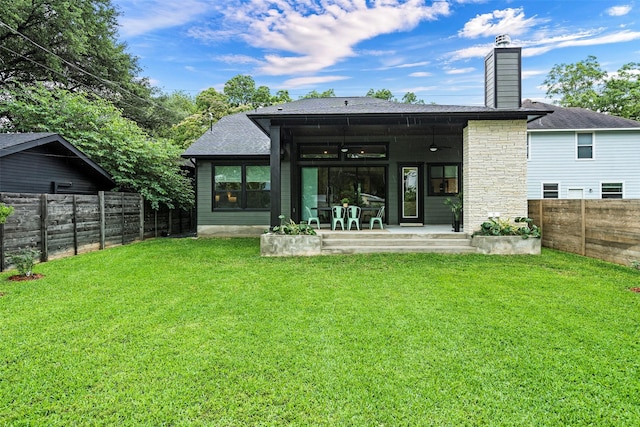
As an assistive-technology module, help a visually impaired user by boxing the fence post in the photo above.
[99,191,105,250]
[40,194,49,262]
[581,199,586,256]
[121,192,125,246]
[139,195,144,241]
[0,222,4,272]
[73,195,78,255]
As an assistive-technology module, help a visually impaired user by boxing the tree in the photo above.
[543,56,606,111]
[1,84,193,209]
[402,92,425,104]
[224,75,256,107]
[366,88,395,101]
[600,62,640,121]
[300,89,336,98]
[0,0,158,129]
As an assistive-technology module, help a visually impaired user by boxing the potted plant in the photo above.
[341,197,349,207]
[472,217,541,254]
[443,194,463,232]
[261,215,322,257]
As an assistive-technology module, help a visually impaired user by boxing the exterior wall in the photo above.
[0,146,112,194]
[195,162,270,234]
[527,130,640,199]
[485,48,521,109]
[464,119,528,232]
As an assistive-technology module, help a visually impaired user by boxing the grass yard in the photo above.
[1,238,639,426]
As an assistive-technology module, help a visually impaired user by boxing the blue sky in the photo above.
[112,0,640,105]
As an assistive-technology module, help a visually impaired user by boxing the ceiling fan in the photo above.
[428,129,452,152]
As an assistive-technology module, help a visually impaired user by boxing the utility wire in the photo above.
[0,19,177,115]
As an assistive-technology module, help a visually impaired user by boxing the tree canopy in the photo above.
[544,56,640,120]
[1,84,194,209]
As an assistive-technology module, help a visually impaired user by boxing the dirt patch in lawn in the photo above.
[630,287,640,293]
[7,274,44,282]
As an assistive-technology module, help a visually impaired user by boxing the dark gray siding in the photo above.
[195,161,270,226]
[0,146,113,194]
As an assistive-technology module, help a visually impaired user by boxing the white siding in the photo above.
[527,130,640,198]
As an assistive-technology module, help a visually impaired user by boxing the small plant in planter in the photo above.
[7,248,42,280]
[270,215,317,235]
[475,216,541,239]
[443,193,463,232]
[341,197,349,207]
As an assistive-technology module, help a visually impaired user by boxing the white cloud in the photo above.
[282,75,350,88]
[215,54,263,65]
[184,66,196,72]
[192,0,451,76]
[117,0,211,37]
[459,8,543,39]
[607,5,632,16]
[448,28,640,61]
[523,30,640,57]
[522,70,546,79]
[409,72,432,77]
[446,67,475,75]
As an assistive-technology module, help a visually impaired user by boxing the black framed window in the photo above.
[213,164,270,210]
[601,182,623,199]
[543,183,559,199]
[345,144,388,160]
[428,164,460,196]
[299,145,340,159]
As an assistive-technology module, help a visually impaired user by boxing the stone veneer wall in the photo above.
[463,119,528,232]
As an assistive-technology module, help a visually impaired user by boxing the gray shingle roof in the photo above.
[524,100,640,129]
[0,132,57,152]
[0,132,114,182]
[250,96,534,116]
[182,112,270,157]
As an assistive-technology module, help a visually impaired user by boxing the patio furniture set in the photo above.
[308,206,385,230]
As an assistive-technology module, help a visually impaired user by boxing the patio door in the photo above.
[398,164,424,225]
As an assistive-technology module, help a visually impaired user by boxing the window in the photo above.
[213,164,270,210]
[601,182,623,199]
[428,164,460,196]
[543,183,559,199]
[345,144,387,160]
[577,133,593,159]
[299,145,339,159]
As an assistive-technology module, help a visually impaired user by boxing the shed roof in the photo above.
[524,100,640,130]
[0,132,114,183]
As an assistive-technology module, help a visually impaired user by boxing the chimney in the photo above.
[484,35,521,109]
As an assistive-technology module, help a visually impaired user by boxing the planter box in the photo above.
[260,234,323,257]
[472,235,541,255]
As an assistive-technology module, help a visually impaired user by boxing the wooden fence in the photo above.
[528,199,640,266]
[0,192,194,271]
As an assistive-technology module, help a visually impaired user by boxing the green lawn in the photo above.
[1,238,639,426]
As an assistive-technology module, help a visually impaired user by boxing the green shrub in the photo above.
[475,216,541,239]
[270,215,317,235]
[0,203,14,224]
[7,248,40,277]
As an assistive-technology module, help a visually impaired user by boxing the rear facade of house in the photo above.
[184,44,550,236]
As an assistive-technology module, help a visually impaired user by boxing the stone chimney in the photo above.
[484,35,522,109]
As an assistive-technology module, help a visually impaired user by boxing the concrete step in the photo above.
[318,231,478,255]
[322,245,479,255]
[322,238,473,248]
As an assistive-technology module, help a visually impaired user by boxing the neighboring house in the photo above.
[0,132,114,194]
[525,100,640,199]
[183,43,551,236]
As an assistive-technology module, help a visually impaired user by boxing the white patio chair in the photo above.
[369,206,385,230]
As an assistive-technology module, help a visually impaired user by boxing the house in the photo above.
[183,42,551,236]
[0,132,114,194]
[524,100,640,199]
